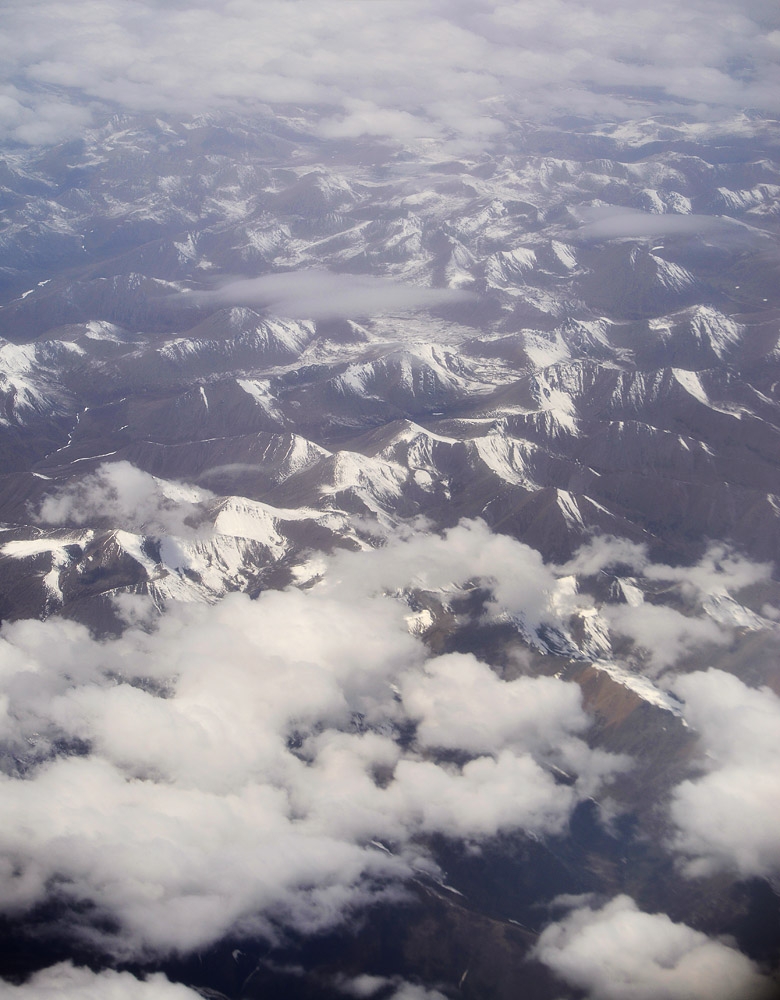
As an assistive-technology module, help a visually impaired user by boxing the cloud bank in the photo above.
[7,489,779,989]
[0,520,628,960]
[1,0,779,146]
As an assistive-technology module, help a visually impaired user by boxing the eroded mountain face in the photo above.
[1,112,779,999]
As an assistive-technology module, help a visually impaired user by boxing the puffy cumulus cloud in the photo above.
[298,733,583,842]
[0,963,201,999]
[1,0,779,147]
[534,894,774,1000]
[35,461,214,537]
[399,652,628,797]
[401,653,588,755]
[392,751,578,839]
[668,669,780,879]
[381,986,448,1000]
[0,753,410,952]
[0,592,415,955]
[192,272,476,321]
[0,521,627,960]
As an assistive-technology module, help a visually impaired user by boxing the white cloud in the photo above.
[35,461,214,538]
[323,517,561,631]
[0,84,93,146]
[399,652,628,798]
[193,272,476,321]
[604,602,728,672]
[0,963,203,999]
[3,512,773,978]
[535,895,774,1000]
[400,652,587,755]
[0,521,626,959]
[557,535,649,577]
[334,976,448,1000]
[1,0,779,146]
[573,207,770,246]
[643,544,773,597]
[668,669,780,879]
[593,542,774,672]
[385,986,449,1000]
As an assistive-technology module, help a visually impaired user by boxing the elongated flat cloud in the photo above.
[574,207,772,245]
[535,895,773,1000]
[192,272,476,320]
[1,0,779,146]
[668,669,780,879]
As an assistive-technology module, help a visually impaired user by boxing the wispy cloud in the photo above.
[573,207,773,246]
[578,539,775,672]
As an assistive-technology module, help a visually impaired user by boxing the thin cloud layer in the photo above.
[535,894,773,1000]
[1,0,779,147]
[192,272,476,320]
[573,207,771,246]
[35,461,214,537]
